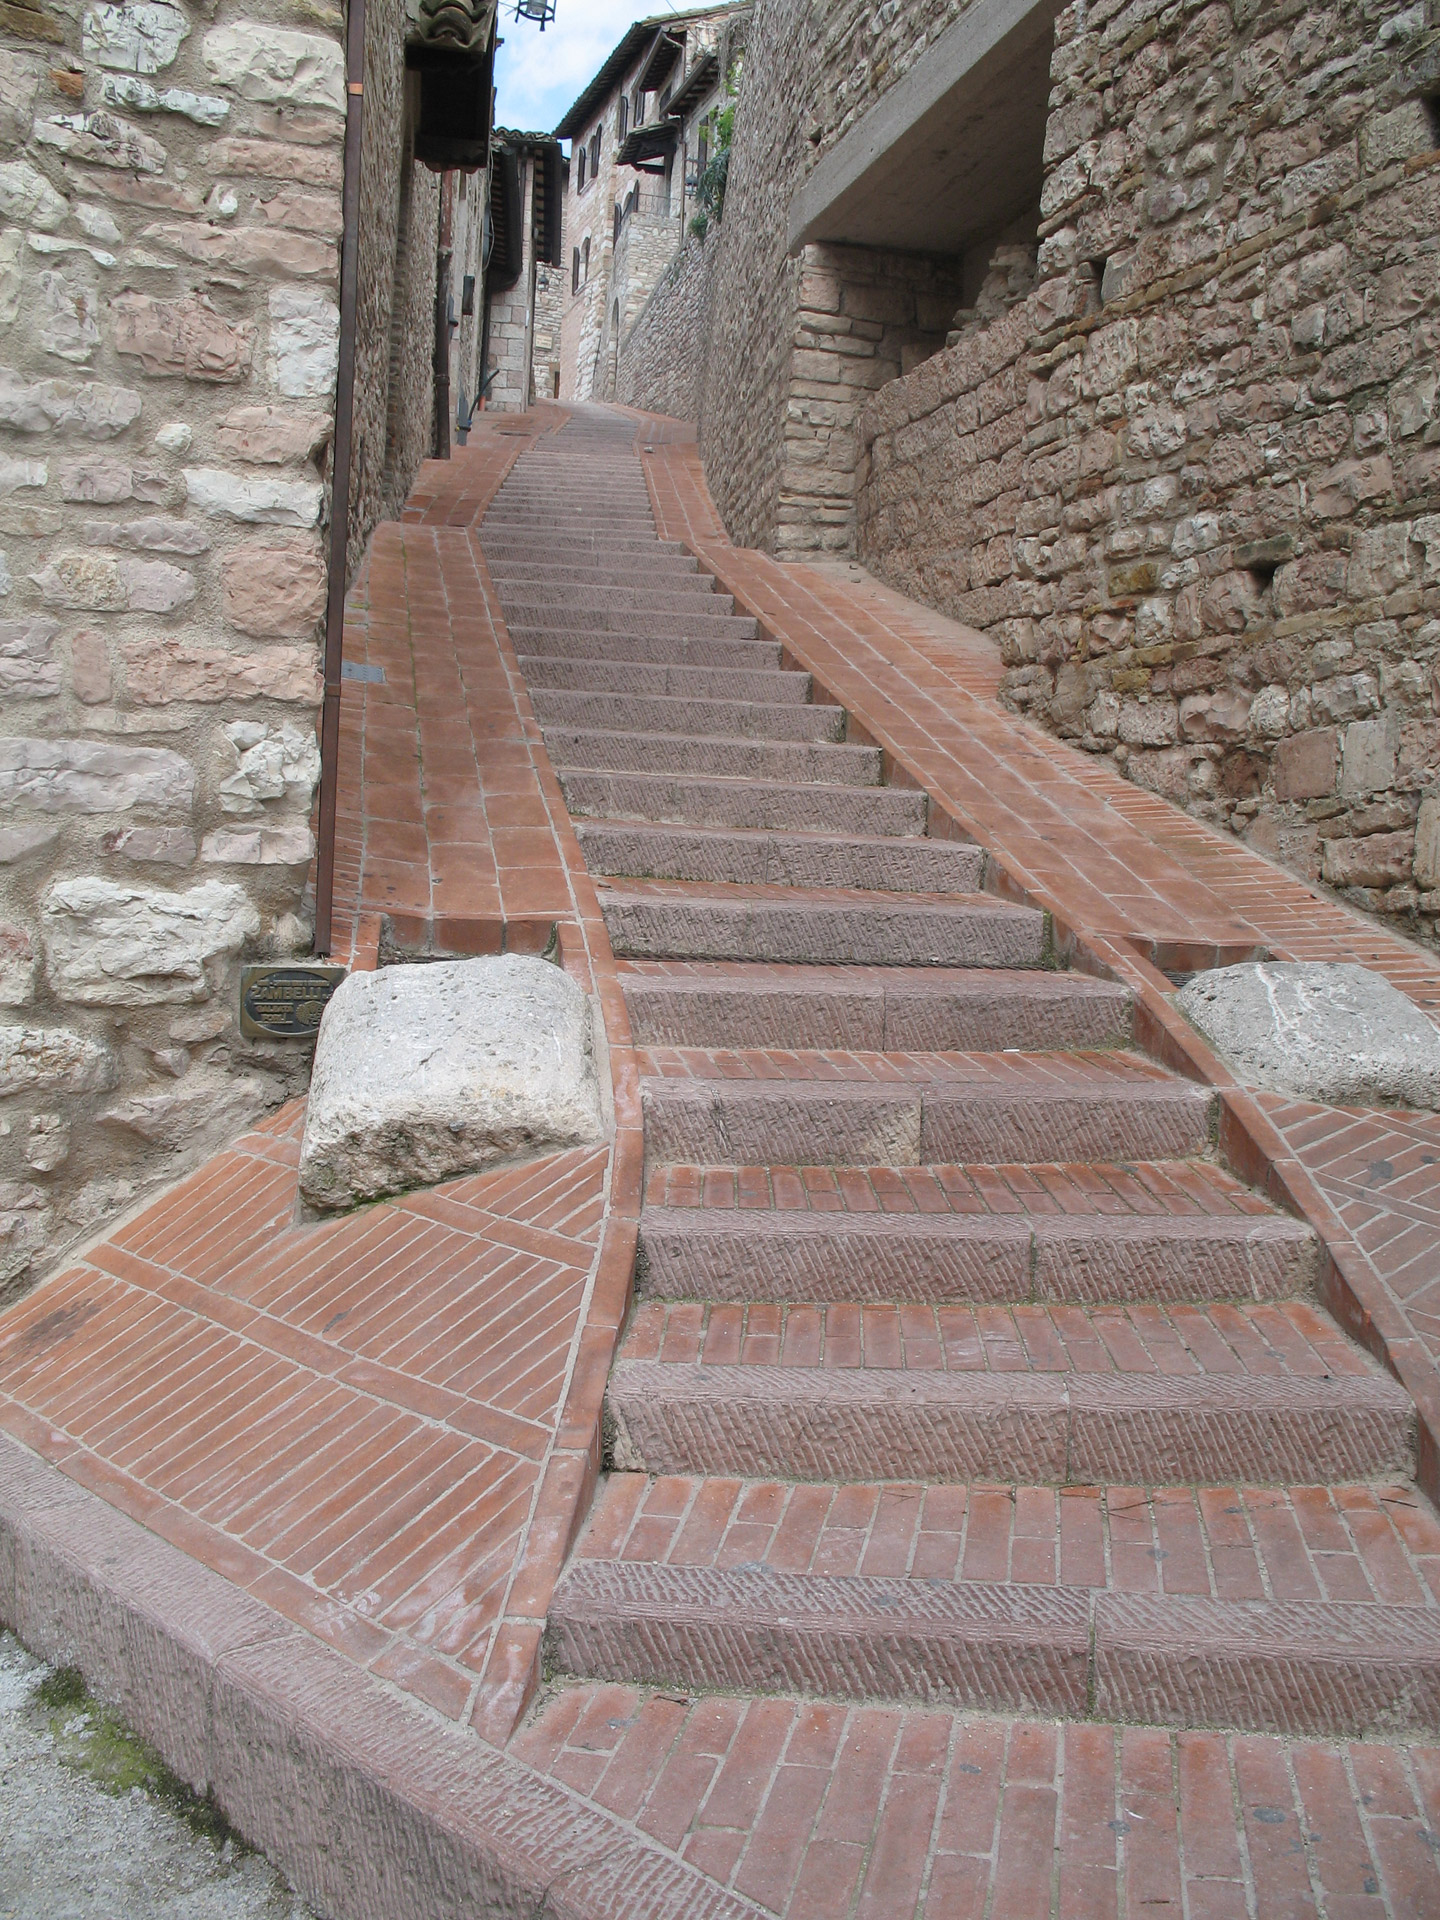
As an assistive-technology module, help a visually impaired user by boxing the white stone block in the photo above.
[82,2,190,73]
[0,454,43,493]
[0,1022,117,1095]
[0,369,142,438]
[217,719,319,813]
[267,285,339,398]
[33,112,168,174]
[1176,961,1440,1108]
[42,875,258,1005]
[299,955,607,1210]
[0,160,67,232]
[201,821,314,864]
[31,551,196,612]
[183,464,322,525]
[101,74,228,124]
[202,24,345,114]
[0,735,193,814]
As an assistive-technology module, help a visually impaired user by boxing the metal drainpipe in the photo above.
[312,0,366,958]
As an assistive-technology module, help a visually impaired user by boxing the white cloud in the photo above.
[494,0,678,138]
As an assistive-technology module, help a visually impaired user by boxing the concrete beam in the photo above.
[787,0,1061,257]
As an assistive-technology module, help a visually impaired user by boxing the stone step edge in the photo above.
[546,1558,1440,1738]
[606,1360,1415,1486]
[0,1435,764,1920]
[634,1205,1319,1304]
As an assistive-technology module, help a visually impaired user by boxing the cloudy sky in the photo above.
[494,0,682,138]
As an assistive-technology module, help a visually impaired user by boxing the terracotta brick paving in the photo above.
[0,1105,609,1722]
[512,1682,1440,1918]
[3,404,1440,1916]
[629,406,1440,1565]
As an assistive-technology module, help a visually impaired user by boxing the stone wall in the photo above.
[531,256,563,403]
[858,0,1440,947]
[598,197,680,401]
[616,225,717,421]
[687,0,810,547]
[774,243,963,555]
[0,0,442,1295]
[350,0,439,552]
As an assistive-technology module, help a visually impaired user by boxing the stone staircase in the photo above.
[479,410,1439,1760]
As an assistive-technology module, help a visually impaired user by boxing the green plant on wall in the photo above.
[688,54,741,240]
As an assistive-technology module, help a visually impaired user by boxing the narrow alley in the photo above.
[5,402,1440,1915]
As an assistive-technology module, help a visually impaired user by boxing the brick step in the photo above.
[481,534,677,558]
[546,1555,1440,1737]
[484,508,656,529]
[600,883,1044,968]
[635,1203,1318,1305]
[545,730,885,787]
[517,657,813,704]
[639,1052,1213,1166]
[510,631,782,671]
[604,1355,1414,1487]
[579,823,983,890]
[494,581,732,614]
[489,561,710,589]
[504,606,761,641]
[558,769,928,836]
[531,689,845,742]
[618,961,1131,1048]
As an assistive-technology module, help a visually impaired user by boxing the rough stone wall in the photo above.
[446,165,487,429]
[775,243,964,555]
[858,0,1440,946]
[0,0,438,1298]
[485,153,535,412]
[599,198,679,400]
[350,0,440,560]
[690,0,810,547]
[531,257,563,403]
[616,225,717,420]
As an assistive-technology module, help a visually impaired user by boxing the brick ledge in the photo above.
[0,1430,765,1920]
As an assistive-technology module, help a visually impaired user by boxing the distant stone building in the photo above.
[0,0,498,1293]
[554,4,748,404]
[620,0,1440,952]
[480,129,565,413]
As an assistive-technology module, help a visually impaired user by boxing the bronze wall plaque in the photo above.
[240,963,346,1040]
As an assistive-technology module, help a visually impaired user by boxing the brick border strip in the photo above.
[0,1431,766,1920]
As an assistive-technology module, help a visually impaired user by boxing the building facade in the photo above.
[480,129,565,413]
[0,0,496,1294]
[554,5,747,405]
[618,0,1440,953]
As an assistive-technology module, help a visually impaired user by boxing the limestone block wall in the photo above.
[687,0,810,548]
[857,0,1440,947]
[531,258,562,403]
[616,226,717,421]
[773,243,963,555]
[0,0,441,1295]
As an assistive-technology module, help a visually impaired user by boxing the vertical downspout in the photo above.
[521,156,538,411]
[433,169,454,459]
[313,0,366,958]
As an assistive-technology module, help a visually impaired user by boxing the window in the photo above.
[618,94,628,140]
[589,126,601,178]
[632,83,643,125]
[571,245,579,294]
[582,235,590,282]
[577,143,586,190]
[613,201,622,242]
